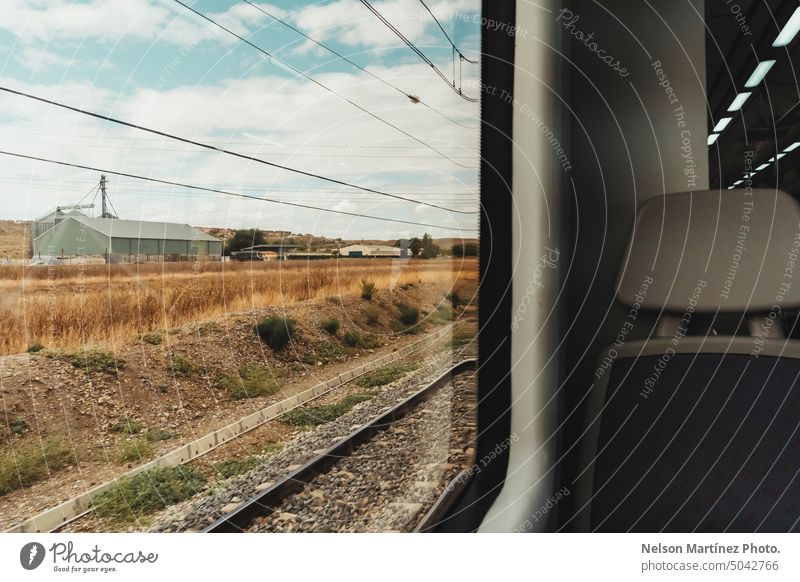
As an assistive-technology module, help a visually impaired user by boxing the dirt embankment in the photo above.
[0,281,472,530]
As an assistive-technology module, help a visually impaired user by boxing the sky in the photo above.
[0,0,481,240]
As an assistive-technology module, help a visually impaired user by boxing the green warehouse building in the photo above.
[32,216,223,261]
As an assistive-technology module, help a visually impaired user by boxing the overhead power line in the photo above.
[240,0,474,129]
[0,85,477,215]
[0,150,477,232]
[417,0,477,64]
[357,0,478,102]
[171,0,472,168]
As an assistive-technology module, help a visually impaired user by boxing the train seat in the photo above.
[574,188,800,532]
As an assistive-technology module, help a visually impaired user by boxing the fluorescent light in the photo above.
[756,163,770,171]
[773,7,800,47]
[727,92,752,111]
[707,133,720,145]
[768,154,786,162]
[745,60,776,87]
[728,185,736,189]
[733,180,743,186]
[784,141,800,152]
[713,117,732,132]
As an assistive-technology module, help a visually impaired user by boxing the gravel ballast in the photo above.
[149,350,476,532]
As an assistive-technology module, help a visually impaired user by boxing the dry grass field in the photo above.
[0,220,30,260]
[0,258,478,355]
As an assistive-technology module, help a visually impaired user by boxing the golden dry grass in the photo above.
[0,258,477,355]
[0,220,30,260]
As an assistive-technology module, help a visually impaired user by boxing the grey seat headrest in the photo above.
[616,189,800,313]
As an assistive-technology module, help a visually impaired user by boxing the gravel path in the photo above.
[149,350,475,532]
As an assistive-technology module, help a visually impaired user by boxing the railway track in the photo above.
[203,359,477,533]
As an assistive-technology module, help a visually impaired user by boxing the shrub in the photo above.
[452,242,479,257]
[451,327,477,349]
[321,318,340,335]
[342,331,381,349]
[0,436,75,496]
[364,307,380,326]
[396,303,420,326]
[281,393,376,427]
[255,316,296,350]
[141,333,162,345]
[115,439,153,464]
[427,303,454,325]
[145,428,175,442]
[9,418,29,437]
[51,350,123,375]
[446,291,463,310]
[93,466,207,521]
[217,365,280,400]
[343,331,361,347]
[168,354,194,376]
[212,457,261,479]
[27,342,45,353]
[111,419,145,435]
[198,321,222,335]
[360,279,377,300]
[356,364,417,388]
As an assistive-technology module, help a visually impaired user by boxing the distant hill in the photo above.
[0,220,30,259]
[196,227,479,253]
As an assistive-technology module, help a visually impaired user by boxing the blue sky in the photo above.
[0,0,480,239]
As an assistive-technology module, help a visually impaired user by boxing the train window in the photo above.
[3,0,800,579]
[0,0,480,536]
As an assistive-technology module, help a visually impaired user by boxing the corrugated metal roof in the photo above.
[69,216,220,242]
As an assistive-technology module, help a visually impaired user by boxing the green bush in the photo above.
[356,364,417,388]
[111,419,145,435]
[0,436,74,496]
[9,418,29,437]
[343,331,361,347]
[168,354,194,376]
[342,331,381,349]
[93,466,206,521]
[446,291,463,310]
[451,327,477,349]
[364,307,380,326]
[141,333,162,346]
[281,393,376,427]
[217,365,280,400]
[360,279,377,300]
[321,318,340,335]
[145,428,175,442]
[51,350,123,375]
[115,439,153,464]
[396,303,420,326]
[27,342,45,353]
[255,316,296,350]
[212,457,261,479]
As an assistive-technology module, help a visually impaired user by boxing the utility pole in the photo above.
[100,175,108,218]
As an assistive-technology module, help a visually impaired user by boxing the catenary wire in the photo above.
[172,0,474,167]
[0,85,477,215]
[417,0,478,64]
[240,0,475,129]
[357,0,478,102]
[0,150,478,232]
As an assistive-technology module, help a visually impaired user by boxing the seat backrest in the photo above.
[574,188,800,532]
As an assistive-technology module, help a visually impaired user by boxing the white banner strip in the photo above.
[0,534,798,581]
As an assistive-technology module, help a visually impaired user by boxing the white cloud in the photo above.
[0,57,480,237]
[0,0,481,238]
[290,0,479,49]
[0,0,283,47]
